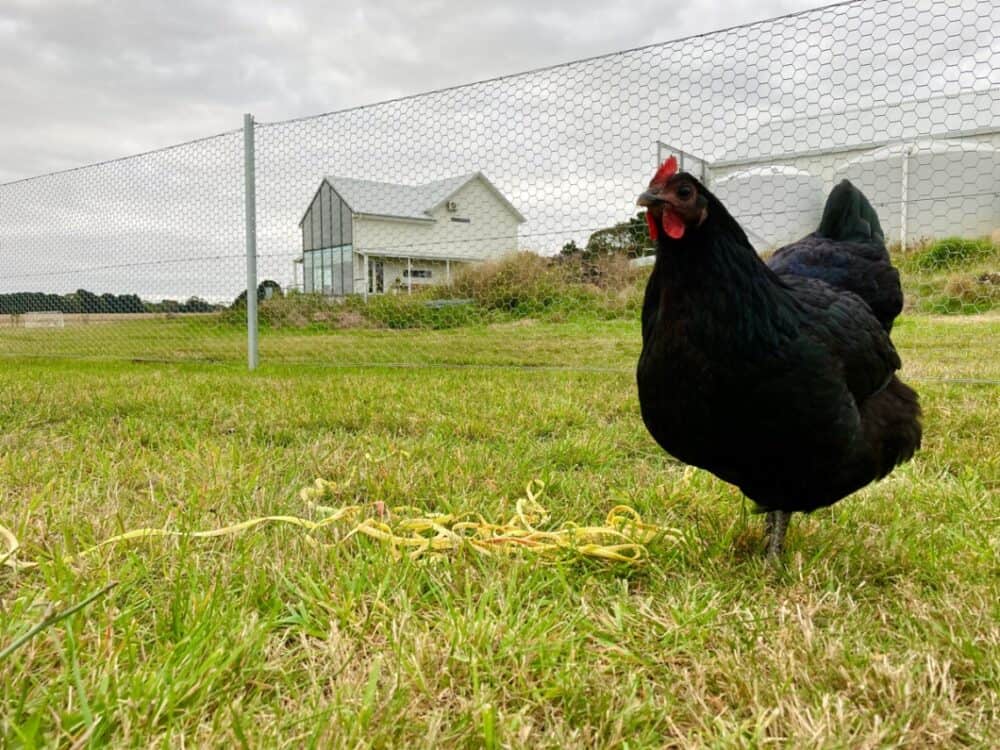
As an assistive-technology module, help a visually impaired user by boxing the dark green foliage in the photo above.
[904,237,997,272]
[561,213,653,260]
[143,297,220,314]
[231,280,283,308]
[0,289,183,315]
[560,240,582,256]
[0,292,72,315]
[895,237,999,314]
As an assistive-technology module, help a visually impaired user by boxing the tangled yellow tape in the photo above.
[2,480,682,572]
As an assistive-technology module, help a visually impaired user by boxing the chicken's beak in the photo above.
[637,190,663,208]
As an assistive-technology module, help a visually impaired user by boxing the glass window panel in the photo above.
[322,248,333,294]
[303,252,314,293]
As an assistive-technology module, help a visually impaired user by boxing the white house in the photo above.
[297,172,525,296]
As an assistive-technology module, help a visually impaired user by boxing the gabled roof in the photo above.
[301,172,526,226]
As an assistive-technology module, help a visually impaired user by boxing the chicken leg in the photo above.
[765,510,791,559]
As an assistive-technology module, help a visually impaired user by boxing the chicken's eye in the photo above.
[676,184,693,200]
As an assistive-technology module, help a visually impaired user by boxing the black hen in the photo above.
[768,179,902,331]
[635,158,921,557]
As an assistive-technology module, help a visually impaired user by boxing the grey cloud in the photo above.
[1,0,822,182]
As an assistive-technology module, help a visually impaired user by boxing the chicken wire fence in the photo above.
[1,0,998,376]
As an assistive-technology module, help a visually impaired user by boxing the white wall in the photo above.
[369,258,463,294]
[711,167,827,251]
[348,176,520,294]
[708,149,881,250]
[706,133,1000,248]
[353,176,520,264]
[834,138,1000,245]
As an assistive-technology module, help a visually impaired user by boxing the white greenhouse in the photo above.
[710,166,827,250]
[833,139,1000,247]
[662,89,1000,251]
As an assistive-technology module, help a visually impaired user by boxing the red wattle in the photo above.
[646,211,659,241]
[663,211,686,240]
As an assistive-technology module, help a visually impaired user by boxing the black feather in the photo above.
[817,179,884,243]
[767,180,903,331]
[637,174,921,518]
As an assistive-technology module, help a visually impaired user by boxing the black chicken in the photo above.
[635,158,921,557]
[768,179,902,332]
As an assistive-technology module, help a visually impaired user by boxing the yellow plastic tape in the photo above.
[1,480,681,572]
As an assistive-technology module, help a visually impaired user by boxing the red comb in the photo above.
[651,156,678,187]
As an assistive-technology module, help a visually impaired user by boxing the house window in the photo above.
[303,244,352,295]
[450,217,471,223]
[403,269,432,279]
[303,252,315,293]
[313,255,323,293]
[322,247,334,294]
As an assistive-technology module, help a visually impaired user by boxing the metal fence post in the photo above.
[244,113,259,371]
[900,143,914,253]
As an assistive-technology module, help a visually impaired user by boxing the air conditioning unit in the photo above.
[446,200,458,212]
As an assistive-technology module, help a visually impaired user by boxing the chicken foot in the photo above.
[764,510,791,559]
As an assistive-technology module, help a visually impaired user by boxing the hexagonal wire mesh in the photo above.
[0,131,247,362]
[0,0,997,376]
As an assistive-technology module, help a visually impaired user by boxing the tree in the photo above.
[232,280,282,308]
[561,240,583,256]
[584,213,653,259]
[117,294,145,313]
[181,297,215,313]
[75,289,102,313]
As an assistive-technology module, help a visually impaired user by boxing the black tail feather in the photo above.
[768,178,901,330]
[817,179,885,244]
[862,375,922,479]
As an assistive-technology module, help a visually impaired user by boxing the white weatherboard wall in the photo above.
[372,259,461,293]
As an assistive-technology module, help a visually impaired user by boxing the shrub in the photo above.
[258,291,348,329]
[905,236,997,272]
[346,293,486,330]
[222,251,652,330]
[895,235,999,315]
[444,253,574,315]
[440,251,648,320]
[929,273,1000,314]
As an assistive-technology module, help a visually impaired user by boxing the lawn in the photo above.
[1,315,998,747]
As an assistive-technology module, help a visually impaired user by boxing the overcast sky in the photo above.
[0,0,829,183]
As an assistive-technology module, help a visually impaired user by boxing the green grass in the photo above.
[2,237,996,369]
[1,316,999,748]
[3,310,1000,380]
[896,237,1000,316]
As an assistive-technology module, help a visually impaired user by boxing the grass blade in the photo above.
[0,582,117,663]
